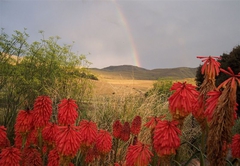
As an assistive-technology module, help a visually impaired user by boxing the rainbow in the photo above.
[112,0,141,67]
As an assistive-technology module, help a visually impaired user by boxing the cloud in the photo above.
[1,0,240,69]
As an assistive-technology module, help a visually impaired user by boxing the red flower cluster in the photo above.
[78,120,97,149]
[130,116,142,135]
[15,109,33,134]
[144,116,164,130]
[217,67,240,90]
[113,120,123,139]
[231,134,240,158]
[0,126,10,149]
[0,147,21,166]
[33,96,52,128]
[205,90,221,122]
[197,56,221,79]
[168,82,199,119]
[22,147,42,166]
[96,129,112,155]
[56,125,81,157]
[126,141,153,166]
[47,149,60,166]
[58,98,78,125]
[120,122,131,142]
[153,120,181,156]
[42,122,59,147]
[85,145,99,163]
[14,128,38,148]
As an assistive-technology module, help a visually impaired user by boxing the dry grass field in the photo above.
[91,70,196,96]
[90,66,196,96]
[92,78,155,96]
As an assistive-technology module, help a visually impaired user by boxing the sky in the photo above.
[1,0,240,69]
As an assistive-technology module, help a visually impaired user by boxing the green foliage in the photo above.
[145,79,173,97]
[0,29,96,142]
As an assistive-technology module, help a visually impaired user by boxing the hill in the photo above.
[90,65,197,80]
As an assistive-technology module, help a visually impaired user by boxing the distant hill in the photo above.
[90,65,197,80]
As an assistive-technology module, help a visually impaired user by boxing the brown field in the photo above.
[91,77,196,96]
[90,67,196,96]
[92,78,155,96]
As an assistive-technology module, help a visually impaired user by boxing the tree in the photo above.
[0,29,95,142]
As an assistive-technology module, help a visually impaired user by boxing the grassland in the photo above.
[89,65,196,96]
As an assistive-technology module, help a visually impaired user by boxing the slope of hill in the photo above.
[90,65,197,80]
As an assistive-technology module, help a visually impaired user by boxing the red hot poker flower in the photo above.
[56,125,82,158]
[0,126,10,149]
[78,120,98,149]
[95,129,112,155]
[197,56,221,79]
[15,109,33,134]
[153,120,181,156]
[47,149,60,166]
[217,67,240,90]
[22,147,42,166]
[168,82,199,119]
[0,147,21,166]
[33,96,52,128]
[58,98,78,126]
[205,90,221,122]
[85,145,99,163]
[144,116,164,130]
[14,132,22,149]
[130,116,142,135]
[120,122,131,142]
[113,120,123,139]
[231,134,240,158]
[42,122,59,147]
[15,127,38,149]
[126,141,153,166]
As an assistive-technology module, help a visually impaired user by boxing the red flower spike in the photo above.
[130,116,142,135]
[0,147,21,166]
[197,56,221,79]
[78,120,98,149]
[14,132,22,149]
[42,122,59,147]
[56,125,82,157]
[218,67,240,90]
[32,96,52,128]
[126,141,153,166]
[153,120,181,156]
[0,126,10,149]
[144,116,164,130]
[192,96,206,120]
[113,120,123,139]
[47,149,60,166]
[231,134,240,158]
[85,145,99,163]
[15,109,33,134]
[205,90,222,122]
[15,127,38,148]
[95,129,112,155]
[120,122,131,142]
[22,147,42,166]
[58,98,78,126]
[168,82,199,119]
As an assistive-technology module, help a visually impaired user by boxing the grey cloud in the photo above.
[1,0,240,69]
